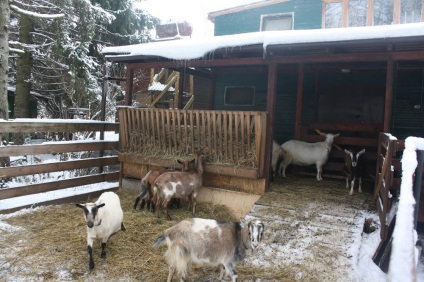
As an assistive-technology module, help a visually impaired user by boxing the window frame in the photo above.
[224,86,255,106]
[260,12,294,31]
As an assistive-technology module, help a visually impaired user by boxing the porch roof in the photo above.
[102,22,424,63]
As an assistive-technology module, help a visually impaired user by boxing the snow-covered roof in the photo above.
[102,23,424,62]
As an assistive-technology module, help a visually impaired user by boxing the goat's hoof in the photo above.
[349,192,353,196]
[89,261,95,270]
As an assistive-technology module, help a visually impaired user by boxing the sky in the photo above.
[134,0,262,37]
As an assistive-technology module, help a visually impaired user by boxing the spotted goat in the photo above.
[154,218,265,282]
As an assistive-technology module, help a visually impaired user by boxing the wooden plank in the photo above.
[0,121,118,133]
[125,68,134,106]
[367,0,374,26]
[224,112,228,160]
[0,141,119,157]
[0,156,119,178]
[241,112,245,160]
[190,111,194,154]
[393,0,401,24]
[0,187,119,214]
[196,111,201,152]
[213,111,217,159]
[305,123,383,132]
[206,112,212,157]
[0,172,119,200]
[156,110,162,151]
[119,154,259,179]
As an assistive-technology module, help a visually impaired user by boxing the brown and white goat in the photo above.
[133,159,194,211]
[153,218,265,282]
[343,148,367,195]
[154,152,203,220]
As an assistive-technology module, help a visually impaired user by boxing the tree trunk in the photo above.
[0,0,9,121]
[0,0,10,168]
[14,14,34,145]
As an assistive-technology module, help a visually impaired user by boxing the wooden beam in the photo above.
[384,59,394,132]
[265,63,278,189]
[178,70,185,109]
[295,63,304,139]
[124,50,424,70]
[125,67,134,106]
[0,121,119,133]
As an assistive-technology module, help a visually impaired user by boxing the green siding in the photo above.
[214,0,322,36]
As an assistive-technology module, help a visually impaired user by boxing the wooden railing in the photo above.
[0,119,120,213]
[118,107,267,176]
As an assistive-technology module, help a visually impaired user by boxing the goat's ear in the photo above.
[97,203,106,209]
[334,133,340,137]
[358,149,366,155]
[76,203,85,209]
[344,149,351,154]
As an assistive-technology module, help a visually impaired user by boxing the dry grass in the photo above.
[0,188,295,281]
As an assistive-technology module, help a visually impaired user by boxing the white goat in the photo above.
[344,148,367,195]
[154,152,203,220]
[272,139,284,180]
[280,133,339,181]
[153,218,264,282]
[76,191,125,270]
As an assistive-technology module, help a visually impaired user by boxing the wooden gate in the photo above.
[374,132,404,241]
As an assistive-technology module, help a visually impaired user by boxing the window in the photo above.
[224,87,255,106]
[323,0,423,28]
[260,13,293,31]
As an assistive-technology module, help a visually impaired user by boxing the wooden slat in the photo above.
[190,111,194,154]
[0,172,119,200]
[0,156,119,178]
[0,120,119,133]
[0,187,119,214]
[229,112,233,162]
[0,141,119,157]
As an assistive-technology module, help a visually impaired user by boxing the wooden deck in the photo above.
[243,175,377,281]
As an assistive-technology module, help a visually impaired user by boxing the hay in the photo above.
[0,189,294,281]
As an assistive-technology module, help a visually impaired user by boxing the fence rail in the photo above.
[0,119,120,213]
[118,107,267,173]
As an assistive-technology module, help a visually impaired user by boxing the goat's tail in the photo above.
[165,242,190,279]
[153,235,165,247]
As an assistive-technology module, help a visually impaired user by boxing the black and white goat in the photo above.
[153,218,264,282]
[343,148,367,195]
[280,133,339,181]
[76,191,125,270]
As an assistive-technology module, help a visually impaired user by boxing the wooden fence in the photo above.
[0,120,120,214]
[118,107,267,177]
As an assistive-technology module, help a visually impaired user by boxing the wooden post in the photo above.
[178,69,185,109]
[265,63,277,190]
[393,0,400,24]
[125,66,134,106]
[295,63,304,140]
[99,64,108,173]
[367,0,374,26]
[383,58,394,132]
[342,0,349,27]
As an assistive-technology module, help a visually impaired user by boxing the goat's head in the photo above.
[177,159,195,171]
[324,133,339,143]
[242,219,264,250]
[344,148,366,167]
[76,202,106,228]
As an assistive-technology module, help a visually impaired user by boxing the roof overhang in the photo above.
[102,23,424,66]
